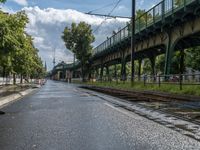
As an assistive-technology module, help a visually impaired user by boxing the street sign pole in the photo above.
[131,0,136,85]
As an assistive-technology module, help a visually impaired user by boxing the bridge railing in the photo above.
[93,0,196,56]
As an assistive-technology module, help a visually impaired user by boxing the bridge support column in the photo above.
[164,46,174,75]
[150,56,156,75]
[100,64,104,82]
[121,60,127,81]
[179,49,185,90]
[150,55,156,82]
[138,59,142,81]
[106,66,110,82]
[120,50,127,81]
[164,32,174,75]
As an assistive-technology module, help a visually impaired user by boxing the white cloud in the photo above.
[117,5,126,11]
[0,5,15,13]
[13,0,28,6]
[23,6,129,70]
[138,0,145,7]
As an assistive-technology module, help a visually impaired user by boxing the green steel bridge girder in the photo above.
[91,0,200,75]
[93,0,200,56]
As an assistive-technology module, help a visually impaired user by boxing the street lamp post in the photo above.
[131,0,136,85]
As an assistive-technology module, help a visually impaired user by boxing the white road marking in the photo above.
[35,95,73,98]
[104,102,143,121]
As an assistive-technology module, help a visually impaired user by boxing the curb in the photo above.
[0,88,37,109]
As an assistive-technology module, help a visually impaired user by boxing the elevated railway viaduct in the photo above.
[90,0,200,80]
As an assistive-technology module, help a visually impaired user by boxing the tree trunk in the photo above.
[20,74,23,84]
[106,66,110,81]
[88,71,91,81]
[81,63,85,82]
[73,54,76,78]
[13,73,16,85]
[2,66,5,85]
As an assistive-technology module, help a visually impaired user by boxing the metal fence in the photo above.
[137,73,200,90]
[0,77,37,86]
[0,77,22,86]
[94,73,200,91]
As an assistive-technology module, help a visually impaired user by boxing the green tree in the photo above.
[142,58,152,75]
[185,47,200,71]
[156,52,183,75]
[62,22,95,81]
[128,9,145,30]
[0,11,26,79]
[0,0,6,3]
[128,9,152,33]
[0,10,46,83]
[174,0,184,7]
[10,11,29,83]
[156,54,165,74]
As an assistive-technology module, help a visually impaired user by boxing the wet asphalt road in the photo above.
[0,80,200,150]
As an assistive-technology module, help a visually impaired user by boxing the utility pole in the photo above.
[131,0,136,85]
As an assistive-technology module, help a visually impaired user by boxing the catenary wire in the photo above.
[93,0,123,33]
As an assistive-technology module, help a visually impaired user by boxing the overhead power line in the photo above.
[87,2,117,14]
[85,13,131,19]
[92,0,123,33]
[108,0,122,16]
[93,20,107,33]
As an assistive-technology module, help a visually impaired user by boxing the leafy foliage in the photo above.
[142,58,152,75]
[0,0,6,3]
[185,47,200,71]
[0,10,46,82]
[62,22,95,80]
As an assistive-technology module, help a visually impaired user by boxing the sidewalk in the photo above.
[0,84,38,109]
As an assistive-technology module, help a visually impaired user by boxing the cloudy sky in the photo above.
[0,0,160,70]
